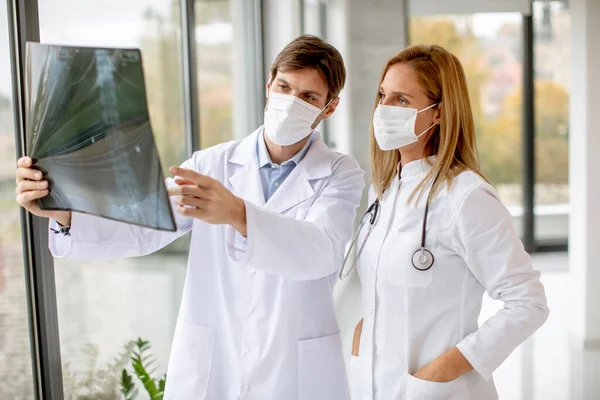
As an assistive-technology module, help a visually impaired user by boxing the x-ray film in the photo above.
[25,43,176,231]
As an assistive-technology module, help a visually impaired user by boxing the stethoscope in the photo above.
[339,174,438,279]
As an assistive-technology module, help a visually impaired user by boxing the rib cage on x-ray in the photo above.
[25,43,176,231]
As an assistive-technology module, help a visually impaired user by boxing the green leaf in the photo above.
[120,368,138,400]
[130,337,164,399]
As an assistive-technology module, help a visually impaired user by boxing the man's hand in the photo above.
[15,157,71,225]
[168,167,247,236]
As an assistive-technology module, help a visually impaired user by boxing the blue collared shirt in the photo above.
[257,129,317,202]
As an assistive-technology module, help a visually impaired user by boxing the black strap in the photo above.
[420,173,441,248]
[51,220,71,236]
[368,199,380,225]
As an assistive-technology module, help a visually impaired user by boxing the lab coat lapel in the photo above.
[264,168,314,214]
[265,134,334,214]
[228,128,266,207]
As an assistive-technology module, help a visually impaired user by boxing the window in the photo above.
[196,0,235,148]
[533,1,569,244]
[0,2,35,398]
[38,1,188,396]
[409,13,525,236]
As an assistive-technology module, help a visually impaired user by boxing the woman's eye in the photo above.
[399,97,408,106]
[379,93,386,100]
[278,84,289,91]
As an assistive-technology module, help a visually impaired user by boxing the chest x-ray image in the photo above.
[25,43,176,231]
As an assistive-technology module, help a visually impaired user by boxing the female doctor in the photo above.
[347,45,549,400]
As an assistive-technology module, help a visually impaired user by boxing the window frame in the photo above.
[404,4,568,253]
[6,0,266,397]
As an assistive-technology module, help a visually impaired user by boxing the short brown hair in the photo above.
[270,35,346,103]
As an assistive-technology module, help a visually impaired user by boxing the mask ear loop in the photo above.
[416,123,437,139]
[311,97,335,129]
[417,102,439,113]
[415,102,439,138]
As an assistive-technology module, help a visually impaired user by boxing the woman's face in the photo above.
[379,63,440,140]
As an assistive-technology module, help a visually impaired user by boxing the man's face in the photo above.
[266,68,339,121]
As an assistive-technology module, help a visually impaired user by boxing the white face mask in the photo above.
[264,92,330,146]
[373,103,438,151]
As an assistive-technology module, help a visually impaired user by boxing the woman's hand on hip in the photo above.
[412,347,473,383]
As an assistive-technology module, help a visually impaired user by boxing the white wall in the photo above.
[261,0,302,77]
[232,0,265,138]
[569,0,600,349]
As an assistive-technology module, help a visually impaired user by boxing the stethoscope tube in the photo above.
[339,199,379,279]
[412,198,435,271]
[339,173,441,279]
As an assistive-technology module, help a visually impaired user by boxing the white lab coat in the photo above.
[49,127,365,400]
[349,158,548,400]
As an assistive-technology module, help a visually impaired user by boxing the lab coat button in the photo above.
[248,308,255,315]
[243,385,250,392]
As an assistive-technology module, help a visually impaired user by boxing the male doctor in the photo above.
[15,35,364,399]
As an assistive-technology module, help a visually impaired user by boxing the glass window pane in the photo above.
[38,1,188,397]
[196,0,234,149]
[39,0,187,173]
[0,2,35,398]
[533,1,569,243]
[409,14,524,237]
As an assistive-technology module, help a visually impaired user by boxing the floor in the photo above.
[484,252,600,400]
[48,251,600,399]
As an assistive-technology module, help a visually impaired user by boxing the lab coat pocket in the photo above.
[349,355,369,400]
[405,373,468,400]
[163,319,215,400]
[383,231,436,288]
[298,332,350,400]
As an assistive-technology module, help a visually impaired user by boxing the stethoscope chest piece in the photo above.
[411,248,434,271]
[339,173,442,279]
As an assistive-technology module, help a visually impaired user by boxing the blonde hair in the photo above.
[370,45,489,203]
